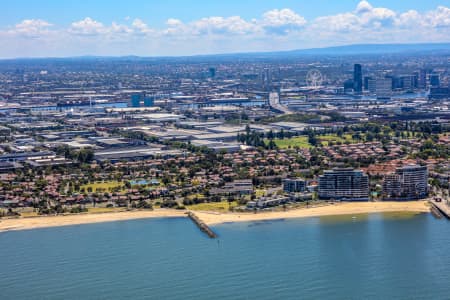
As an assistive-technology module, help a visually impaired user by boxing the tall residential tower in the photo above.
[382,165,428,200]
[318,168,369,201]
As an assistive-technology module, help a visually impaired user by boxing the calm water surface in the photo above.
[1,213,449,300]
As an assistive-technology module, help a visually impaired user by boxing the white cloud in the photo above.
[163,8,306,37]
[189,16,257,35]
[362,7,396,28]
[69,17,107,35]
[1,2,450,58]
[262,8,307,34]
[132,18,154,35]
[161,15,259,37]
[313,1,396,32]
[395,10,422,28]
[111,22,133,34]
[163,18,187,36]
[355,1,373,14]
[426,6,450,28]
[166,18,183,27]
[307,2,450,47]
[10,19,53,37]
[312,13,360,32]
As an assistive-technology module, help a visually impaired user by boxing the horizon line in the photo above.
[1,41,450,61]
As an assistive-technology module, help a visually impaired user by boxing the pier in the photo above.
[187,212,217,238]
[430,199,450,219]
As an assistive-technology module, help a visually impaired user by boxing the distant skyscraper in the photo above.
[430,73,440,87]
[363,76,372,91]
[429,87,450,100]
[375,77,392,98]
[209,67,216,78]
[413,72,419,89]
[417,69,427,89]
[390,76,402,90]
[367,78,377,93]
[353,64,363,93]
[400,75,414,92]
[144,96,154,107]
[343,79,354,93]
[262,68,272,91]
[130,93,143,107]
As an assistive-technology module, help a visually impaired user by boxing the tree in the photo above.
[267,140,277,150]
[308,133,318,146]
[124,181,131,189]
[77,148,94,163]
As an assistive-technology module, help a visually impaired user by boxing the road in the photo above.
[269,92,294,114]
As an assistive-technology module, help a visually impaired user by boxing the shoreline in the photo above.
[0,201,430,233]
[0,209,187,233]
[194,201,431,225]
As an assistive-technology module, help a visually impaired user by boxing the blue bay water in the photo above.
[1,213,449,300]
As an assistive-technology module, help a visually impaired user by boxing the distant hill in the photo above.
[282,43,450,55]
[2,43,450,61]
[179,43,450,61]
[211,43,450,58]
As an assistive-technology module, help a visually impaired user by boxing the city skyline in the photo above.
[1,0,450,58]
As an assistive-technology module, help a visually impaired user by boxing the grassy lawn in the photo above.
[270,134,361,148]
[318,134,358,146]
[255,189,267,197]
[187,193,206,200]
[81,181,124,192]
[270,136,311,149]
[187,201,238,211]
[18,211,39,217]
[9,207,128,218]
[85,207,127,214]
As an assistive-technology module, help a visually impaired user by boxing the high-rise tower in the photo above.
[353,64,363,93]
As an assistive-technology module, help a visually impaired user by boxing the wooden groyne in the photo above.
[187,212,217,238]
[430,205,443,219]
[430,200,450,219]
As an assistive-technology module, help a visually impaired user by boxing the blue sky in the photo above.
[1,0,450,57]
[2,0,447,26]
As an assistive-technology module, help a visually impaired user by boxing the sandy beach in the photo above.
[0,209,186,232]
[0,201,430,232]
[194,201,431,225]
